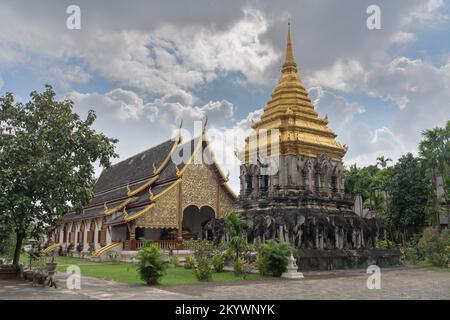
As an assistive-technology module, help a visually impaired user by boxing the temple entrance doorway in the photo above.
[182,205,215,240]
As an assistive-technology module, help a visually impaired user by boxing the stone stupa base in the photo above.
[281,271,304,279]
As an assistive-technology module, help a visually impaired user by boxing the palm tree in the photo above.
[225,213,248,261]
[419,121,450,227]
[376,156,392,168]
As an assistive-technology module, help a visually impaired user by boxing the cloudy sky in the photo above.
[1,0,449,192]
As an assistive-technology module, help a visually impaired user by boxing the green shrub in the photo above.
[403,246,420,264]
[184,255,196,269]
[193,256,213,281]
[417,227,449,268]
[136,243,169,285]
[212,254,225,272]
[257,240,292,277]
[377,238,396,249]
[225,213,249,261]
[170,255,180,268]
[185,240,215,258]
[233,257,245,275]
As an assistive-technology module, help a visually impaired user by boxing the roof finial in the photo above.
[282,20,297,72]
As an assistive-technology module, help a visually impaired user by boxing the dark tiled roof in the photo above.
[63,137,198,223]
[93,139,175,193]
[64,206,104,222]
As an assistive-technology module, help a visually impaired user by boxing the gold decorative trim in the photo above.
[123,203,156,222]
[177,135,203,177]
[136,224,177,229]
[153,135,181,174]
[104,198,135,216]
[127,175,159,197]
[149,188,154,200]
[151,179,182,202]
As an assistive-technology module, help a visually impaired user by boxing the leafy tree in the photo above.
[386,153,432,239]
[225,212,248,262]
[0,220,15,258]
[376,156,392,169]
[419,121,450,226]
[344,161,392,214]
[0,85,117,265]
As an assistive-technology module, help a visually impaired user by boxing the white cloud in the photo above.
[206,107,263,193]
[307,59,365,93]
[390,32,417,45]
[309,56,450,166]
[48,65,91,89]
[66,88,235,126]
[309,87,365,130]
[401,0,448,26]
[145,92,235,126]
[66,90,144,121]
[0,5,277,94]
[343,124,408,167]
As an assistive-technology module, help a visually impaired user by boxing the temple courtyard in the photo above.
[0,267,448,300]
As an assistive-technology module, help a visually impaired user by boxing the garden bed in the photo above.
[0,266,18,280]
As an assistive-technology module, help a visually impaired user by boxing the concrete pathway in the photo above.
[0,267,448,300]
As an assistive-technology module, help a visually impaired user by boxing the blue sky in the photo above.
[1,0,449,192]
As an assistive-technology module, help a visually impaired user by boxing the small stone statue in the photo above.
[281,254,304,279]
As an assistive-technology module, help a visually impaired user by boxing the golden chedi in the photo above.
[236,24,400,272]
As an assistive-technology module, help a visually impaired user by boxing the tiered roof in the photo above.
[63,131,235,225]
[242,23,347,162]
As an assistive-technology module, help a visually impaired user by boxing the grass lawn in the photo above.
[53,255,269,286]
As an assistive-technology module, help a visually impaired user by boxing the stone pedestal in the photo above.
[281,254,304,279]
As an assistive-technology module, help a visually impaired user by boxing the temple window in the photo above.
[331,175,338,193]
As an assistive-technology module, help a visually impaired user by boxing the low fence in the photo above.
[123,239,213,251]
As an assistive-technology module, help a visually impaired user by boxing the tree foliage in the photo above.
[419,121,450,225]
[344,122,449,243]
[385,153,432,236]
[0,85,118,264]
[417,227,449,268]
[225,212,249,262]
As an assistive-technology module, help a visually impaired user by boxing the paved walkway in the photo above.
[0,267,449,300]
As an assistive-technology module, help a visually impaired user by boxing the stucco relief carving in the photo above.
[136,184,178,228]
[182,164,216,210]
[182,164,235,218]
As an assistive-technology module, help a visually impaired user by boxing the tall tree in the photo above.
[376,156,392,169]
[419,121,450,226]
[0,85,118,265]
[386,153,432,239]
[225,213,248,262]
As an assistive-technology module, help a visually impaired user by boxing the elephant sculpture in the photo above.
[203,218,226,244]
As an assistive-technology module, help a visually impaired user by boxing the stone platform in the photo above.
[297,248,401,271]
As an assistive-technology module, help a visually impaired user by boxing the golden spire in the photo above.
[241,22,348,162]
[282,21,297,73]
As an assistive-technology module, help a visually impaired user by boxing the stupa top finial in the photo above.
[282,20,297,72]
